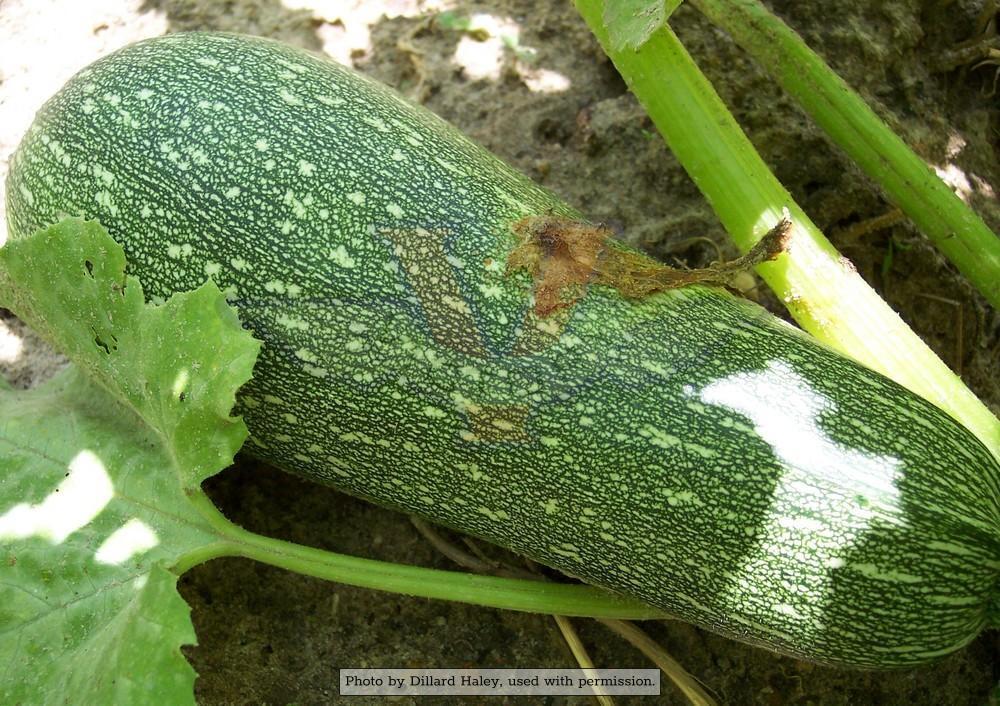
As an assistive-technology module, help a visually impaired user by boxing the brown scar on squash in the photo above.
[506,214,794,317]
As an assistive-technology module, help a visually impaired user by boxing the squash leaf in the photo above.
[0,218,260,704]
[604,0,683,51]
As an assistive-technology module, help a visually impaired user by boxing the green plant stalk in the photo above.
[174,489,669,620]
[574,0,1000,460]
[687,0,1000,311]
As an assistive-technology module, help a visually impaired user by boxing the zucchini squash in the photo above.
[5,32,1000,668]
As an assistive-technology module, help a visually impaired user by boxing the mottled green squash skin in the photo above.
[6,32,1000,668]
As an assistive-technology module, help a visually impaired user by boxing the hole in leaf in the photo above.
[84,259,95,277]
[93,331,118,355]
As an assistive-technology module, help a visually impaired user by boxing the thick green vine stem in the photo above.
[688,0,1000,311]
[175,489,669,620]
[574,0,1000,460]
